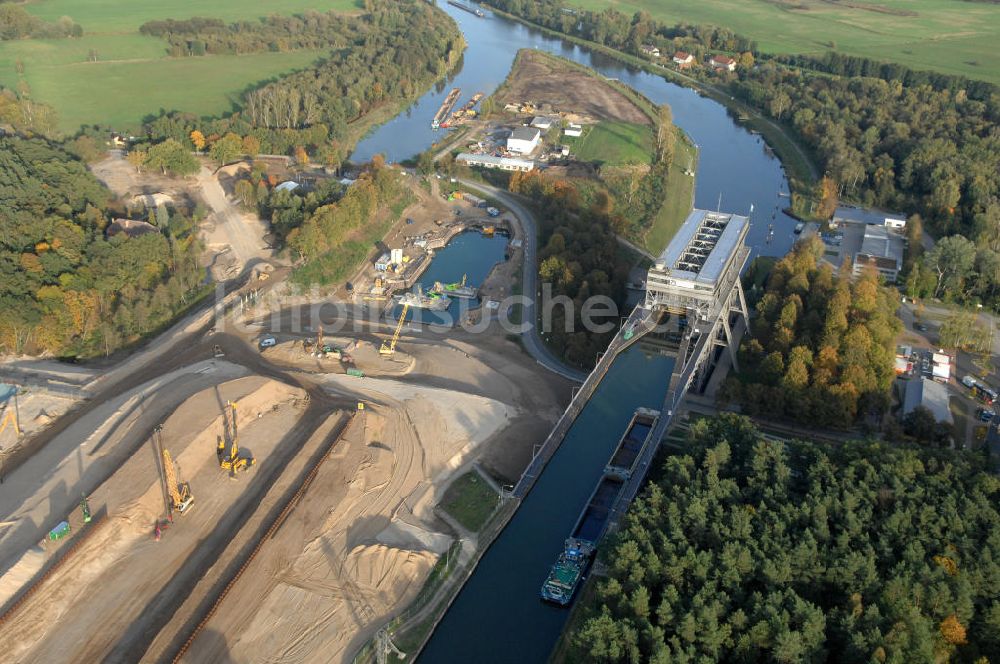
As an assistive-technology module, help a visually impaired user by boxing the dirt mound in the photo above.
[345,543,436,598]
[499,49,650,125]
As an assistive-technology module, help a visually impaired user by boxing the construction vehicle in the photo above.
[380,303,410,356]
[162,449,194,514]
[217,401,255,474]
[80,495,92,523]
[0,404,21,439]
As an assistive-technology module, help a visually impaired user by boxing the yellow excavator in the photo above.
[379,303,410,356]
[217,401,255,474]
[162,449,194,514]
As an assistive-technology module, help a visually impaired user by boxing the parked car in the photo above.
[915,322,928,332]
[258,335,277,350]
[977,408,995,422]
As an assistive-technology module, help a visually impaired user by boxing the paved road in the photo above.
[457,179,587,383]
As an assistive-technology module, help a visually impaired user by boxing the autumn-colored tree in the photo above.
[294,145,309,166]
[209,132,243,165]
[126,149,147,173]
[940,615,967,645]
[241,135,260,158]
[739,51,754,69]
[189,130,206,151]
[816,176,838,219]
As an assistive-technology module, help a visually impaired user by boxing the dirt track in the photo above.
[498,49,650,124]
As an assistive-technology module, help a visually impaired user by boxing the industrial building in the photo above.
[456,153,535,172]
[507,126,541,154]
[833,205,906,229]
[902,378,953,424]
[851,224,904,283]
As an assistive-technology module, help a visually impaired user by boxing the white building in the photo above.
[563,123,583,138]
[530,117,556,130]
[456,153,535,172]
[852,224,904,283]
[507,126,541,154]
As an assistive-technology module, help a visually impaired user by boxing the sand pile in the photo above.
[185,382,512,664]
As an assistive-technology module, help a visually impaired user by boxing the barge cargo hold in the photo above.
[432,88,462,129]
[604,407,658,480]
[540,475,624,605]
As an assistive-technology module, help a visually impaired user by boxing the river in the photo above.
[349,3,799,662]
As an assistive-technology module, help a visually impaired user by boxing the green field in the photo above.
[0,0,361,133]
[571,0,1000,84]
[439,471,498,532]
[643,130,696,254]
[566,121,653,166]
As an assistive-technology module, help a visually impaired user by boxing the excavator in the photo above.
[162,449,194,514]
[379,303,410,356]
[217,401,255,474]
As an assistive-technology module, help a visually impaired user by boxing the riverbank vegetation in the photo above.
[720,237,901,426]
[0,137,205,357]
[561,413,1000,662]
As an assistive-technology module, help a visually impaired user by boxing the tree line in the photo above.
[139,11,354,57]
[0,137,205,357]
[720,237,901,427]
[565,414,1000,662]
[0,4,81,40]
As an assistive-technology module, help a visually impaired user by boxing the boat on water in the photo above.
[540,408,659,606]
[432,88,462,129]
[429,274,478,299]
[397,286,451,311]
[794,222,805,234]
[447,0,485,17]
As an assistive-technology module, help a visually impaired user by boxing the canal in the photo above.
[347,3,802,661]
[390,229,509,327]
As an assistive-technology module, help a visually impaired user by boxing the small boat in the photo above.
[398,285,451,311]
[794,222,804,234]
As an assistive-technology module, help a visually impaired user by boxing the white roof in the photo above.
[932,353,950,365]
[656,209,749,286]
[275,181,300,192]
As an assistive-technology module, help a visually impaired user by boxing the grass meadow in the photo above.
[570,0,1000,84]
[1,0,361,133]
[566,120,654,166]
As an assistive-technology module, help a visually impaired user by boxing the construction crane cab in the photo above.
[380,303,410,356]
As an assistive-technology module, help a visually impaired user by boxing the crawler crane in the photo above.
[380,303,410,356]
[216,400,255,474]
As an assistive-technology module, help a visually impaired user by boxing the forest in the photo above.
[0,137,205,357]
[506,169,630,368]
[139,0,461,163]
[721,237,901,426]
[565,414,1000,662]
[140,11,356,57]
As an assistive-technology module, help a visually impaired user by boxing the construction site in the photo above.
[0,147,569,662]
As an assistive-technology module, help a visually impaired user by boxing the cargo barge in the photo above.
[432,88,462,129]
[604,407,658,480]
[540,476,624,605]
[447,0,485,17]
